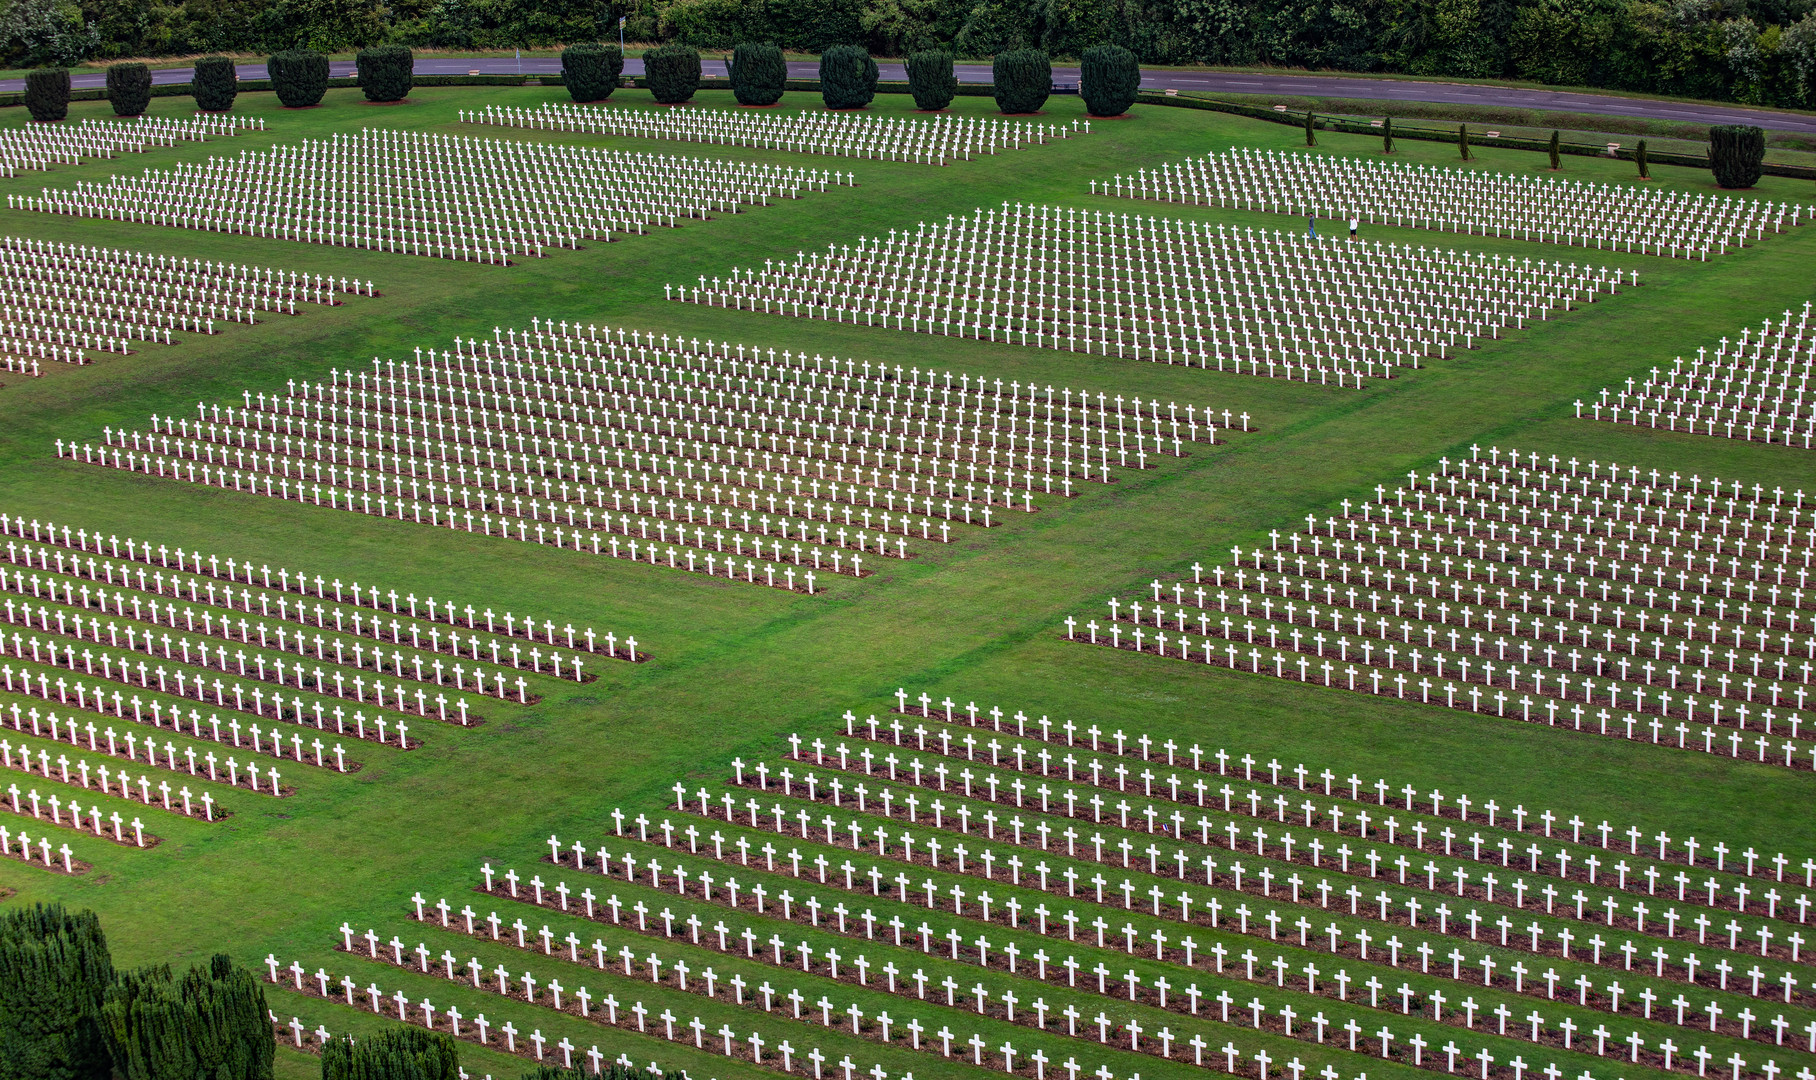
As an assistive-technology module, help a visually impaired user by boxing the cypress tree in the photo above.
[1304,110,1316,147]
[357,45,413,102]
[1636,139,1650,179]
[1709,124,1765,188]
[321,1027,458,1080]
[101,955,273,1080]
[731,42,786,106]
[561,43,623,102]
[992,49,1049,115]
[0,904,114,1080]
[268,50,329,108]
[645,44,701,104]
[1383,117,1393,154]
[906,50,956,111]
[1078,45,1139,118]
[1547,129,1561,170]
[1458,124,1471,161]
[820,45,878,110]
[191,56,238,112]
[23,69,70,122]
[106,63,153,117]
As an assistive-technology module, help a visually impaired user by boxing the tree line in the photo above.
[5,0,1814,110]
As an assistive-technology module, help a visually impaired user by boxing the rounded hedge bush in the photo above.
[906,50,956,111]
[268,50,329,108]
[645,44,702,105]
[24,69,69,122]
[731,42,786,106]
[106,63,152,117]
[1079,45,1139,117]
[992,49,1049,115]
[356,44,412,102]
[562,43,624,103]
[1710,124,1765,188]
[820,44,878,110]
[192,55,238,112]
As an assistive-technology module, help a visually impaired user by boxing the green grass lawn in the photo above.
[0,83,1810,1080]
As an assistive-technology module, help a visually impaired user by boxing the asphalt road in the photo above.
[14,57,1816,136]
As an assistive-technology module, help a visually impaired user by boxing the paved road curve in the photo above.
[12,56,1815,136]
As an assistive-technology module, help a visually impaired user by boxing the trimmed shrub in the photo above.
[1304,110,1315,146]
[321,1027,458,1080]
[731,42,785,106]
[906,50,956,111]
[820,44,878,110]
[645,44,702,104]
[1382,116,1394,153]
[192,56,238,112]
[106,64,152,117]
[357,44,412,102]
[562,43,624,103]
[991,49,1049,114]
[1709,124,1765,188]
[101,955,273,1080]
[24,69,70,122]
[1079,45,1139,117]
[1458,123,1471,160]
[1547,128,1561,169]
[0,905,114,1080]
[268,50,330,108]
[1636,139,1650,179]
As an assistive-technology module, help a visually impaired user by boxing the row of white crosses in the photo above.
[1091,149,1815,260]
[65,319,1237,592]
[879,690,1816,893]
[1580,301,1814,450]
[3,733,231,822]
[577,776,1809,1080]
[0,819,88,872]
[674,202,1629,388]
[774,717,1815,987]
[18,129,846,265]
[0,512,637,662]
[4,700,281,804]
[464,102,1087,166]
[276,945,919,1080]
[0,115,255,177]
[659,746,1815,1070]
[1070,444,1814,768]
[1,351,44,377]
[0,234,374,369]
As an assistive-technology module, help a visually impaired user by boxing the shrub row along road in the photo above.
[9,57,1816,135]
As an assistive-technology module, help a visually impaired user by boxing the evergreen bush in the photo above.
[0,904,114,1080]
[561,43,623,102]
[905,50,955,111]
[106,64,152,116]
[357,44,412,102]
[1304,110,1315,146]
[991,49,1048,114]
[1547,128,1561,169]
[1636,139,1650,179]
[192,56,238,112]
[731,42,785,106]
[820,44,877,109]
[321,1027,458,1080]
[645,44,701,104]
[1382,116,1393,153]
[1709,124,1765,188]
[24,69,70,122]
[1079,45,1138,117]
[1458,123,1471,160]
[101,955,273,1080]
[268,50,329,108]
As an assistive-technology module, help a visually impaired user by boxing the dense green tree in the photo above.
[906,47,957,107]
[820,42,878,107]
[192,54,239,110]
[1709,122,1765,185]
[0,905,114,1080]
[356,43,412,100]
[105,61,152,114]
[1079,43,1139,114]
[321,1027,456,1080]
[268,48,330,106]
[562,42,624,101]
[730,41,786,103]
[102,954,273,1080]
[644,41,701,102]
[992,46,1049,112]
